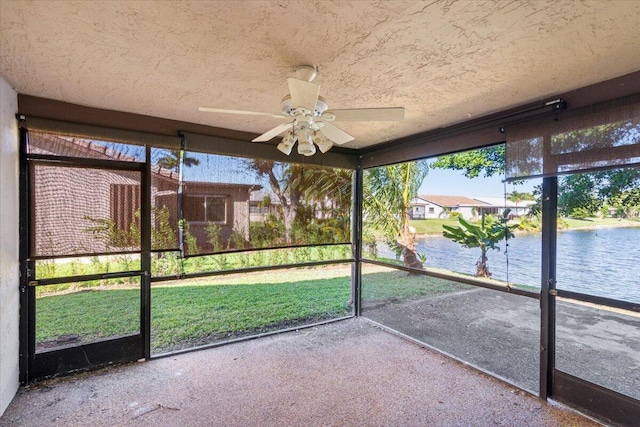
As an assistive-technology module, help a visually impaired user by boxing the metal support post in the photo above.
[351,168,363,316]
[141,146,152,359]
[539,176,557,399]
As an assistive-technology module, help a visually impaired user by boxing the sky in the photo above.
[419,167,539,199]
[170,149,542,200]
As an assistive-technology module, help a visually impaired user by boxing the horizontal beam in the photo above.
[360,70,640,168]
[18,96,359,168]
[18,95,256,141]
[18,70,640,170]
[183,132,358,169]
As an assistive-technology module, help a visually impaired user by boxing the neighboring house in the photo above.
[249,189,281,222]
[182,181,259,251]
[473,197,536,218]
[250,190,340,222]
[410,195,489,219]
[30,133,260,256]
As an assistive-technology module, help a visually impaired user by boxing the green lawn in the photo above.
[37,273,352,354]
[408,216,639,235]
[408,219,458,234]
[362,268,471,301]
[35,265,473,354]
[150,277,352,352]
[561,217,639,228]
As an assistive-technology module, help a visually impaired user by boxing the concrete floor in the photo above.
[363,287,640,398]
[1,318,598,427]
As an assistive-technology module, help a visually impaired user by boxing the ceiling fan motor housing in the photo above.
[281,95,328,117]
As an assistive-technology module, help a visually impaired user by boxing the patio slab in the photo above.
[1,318,597,427]
[363,287,640,399]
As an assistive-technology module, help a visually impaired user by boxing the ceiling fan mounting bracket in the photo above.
[295,64,317,82]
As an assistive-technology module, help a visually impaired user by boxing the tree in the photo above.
[507,191,534,206]
[430,145,505,178]
[507,191,535,215]
[558,170,640,217]
[558,174,599,217]
[247,160,300,244]
[246,160,351,244]
[442,214,516,278]
[604,187,640,218]
[363,161,429,269]
[296,167,352,242]
[156,150,200,171]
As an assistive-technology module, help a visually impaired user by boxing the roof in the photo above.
[183,181,261,191]
[32,134,261,189]
[415,195,489,208]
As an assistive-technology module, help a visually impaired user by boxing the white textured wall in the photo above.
[0,76,19,415]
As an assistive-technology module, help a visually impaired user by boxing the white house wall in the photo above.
[424,202,444,219]
[0,76,19,415]
[454,206,476,219]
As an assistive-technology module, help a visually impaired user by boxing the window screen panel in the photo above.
[31,163,142,257]
[28,130,145,162]
[151,148,180,251]
[505,95,640,180]
[180,151,352,255]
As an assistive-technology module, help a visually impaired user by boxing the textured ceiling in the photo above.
[1,1,639,149]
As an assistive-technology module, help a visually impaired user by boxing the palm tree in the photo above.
[294,167,353,241]
[363,161,429,269]
[507,190,534,215]
[156,150,200,171]
[246,160,306,244]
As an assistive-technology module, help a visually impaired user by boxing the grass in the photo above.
[561,217,639,228]
[36,288,140,346]
[35,265,475,354]
[362,268,471,301]
[36,267,353,354]
[150,276,351,352]
[408,219,458,234]
[408,216,640,236]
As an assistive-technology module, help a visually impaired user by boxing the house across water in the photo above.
[410,195,535,220]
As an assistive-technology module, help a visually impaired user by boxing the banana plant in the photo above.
[442,211,516,278]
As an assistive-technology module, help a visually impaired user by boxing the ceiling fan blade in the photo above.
[252,122,293,142]
[318,122,354,145]
[287,78,320,111]
[199,107,284,118]
[325,107,405,121]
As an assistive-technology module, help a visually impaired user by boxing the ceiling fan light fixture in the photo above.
[277,140,293,155]
[314,132,334,153]
[297,134,316,156]
[277,131,296,155]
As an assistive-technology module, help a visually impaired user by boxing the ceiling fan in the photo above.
[199,65,405,156]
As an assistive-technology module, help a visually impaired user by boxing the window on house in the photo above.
[110,183,141,232]
[428,207,435,214]
[184,195,228,223]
